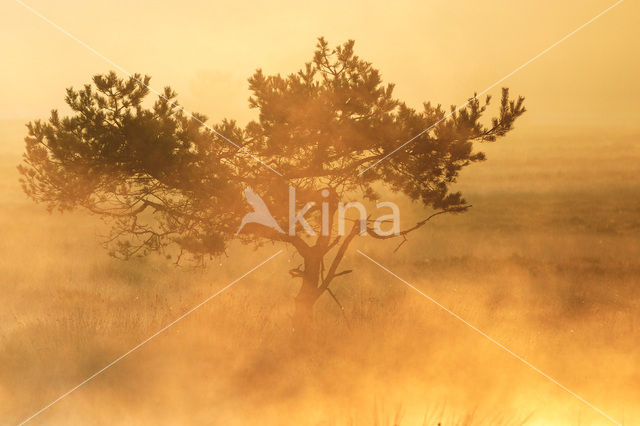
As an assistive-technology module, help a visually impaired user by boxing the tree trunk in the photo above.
[291,255,322,331]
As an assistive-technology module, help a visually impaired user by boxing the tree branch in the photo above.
[367,205,471,240]
[320,222,360,291]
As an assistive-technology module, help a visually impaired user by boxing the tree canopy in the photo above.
[19,38,525,322]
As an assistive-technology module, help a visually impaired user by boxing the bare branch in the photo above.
[367,205,472,240]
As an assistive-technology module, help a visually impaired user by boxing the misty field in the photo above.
[1,131,639,425]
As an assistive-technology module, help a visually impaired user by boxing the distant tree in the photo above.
[19,38,525,327]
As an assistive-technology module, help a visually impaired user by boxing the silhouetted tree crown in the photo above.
[19,38,525,321]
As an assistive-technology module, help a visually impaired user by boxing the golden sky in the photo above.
[0,0,638,149]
